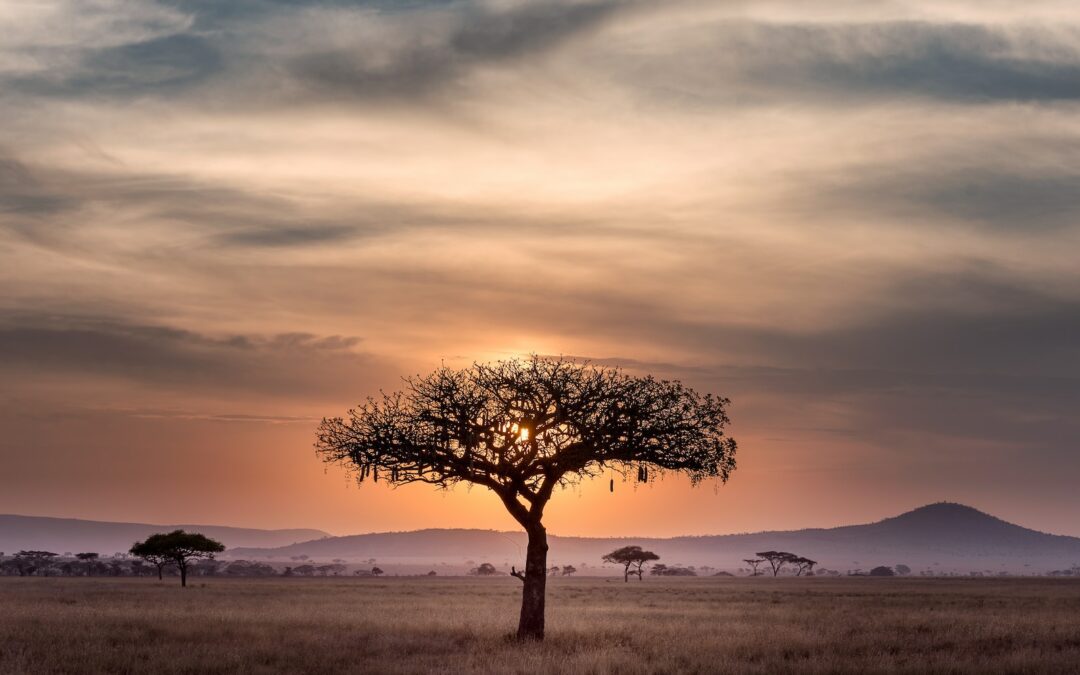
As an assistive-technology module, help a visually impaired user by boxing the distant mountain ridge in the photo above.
[227,503,1080,573]
[0,514,329,554]
[5,504,1078,574]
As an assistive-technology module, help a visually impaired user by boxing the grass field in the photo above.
[3,576,1080,674]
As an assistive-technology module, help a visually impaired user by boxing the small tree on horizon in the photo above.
[130,531,225,587]
[561,565,577,577]
[603,546,661,582]
[12,551,58,577]
[756,551,799,576]
[315,356,737,640]
[743,558,765,576]
[793,556,817,576]
[75,552,99,576]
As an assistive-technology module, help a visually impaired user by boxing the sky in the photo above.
[2,0,1079,538]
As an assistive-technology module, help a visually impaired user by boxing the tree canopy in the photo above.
[315,356,738,640]
[602,545,661,582]
[130,530,225,587]
[756,551,799,577]
[743,558,765,576]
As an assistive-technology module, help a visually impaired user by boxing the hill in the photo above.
[226,503,1080,574]
[0,514,329,555]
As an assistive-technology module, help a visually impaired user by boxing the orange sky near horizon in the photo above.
[2,0,1080,539]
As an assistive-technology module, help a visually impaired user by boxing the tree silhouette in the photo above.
[12,551,58,577]
[133,548,171,580]
[756,551,799,576]
[793,556,817,576]
[651,564,696,576]
[316,356,737,640]
[602,546,660,582]
[743,558,765,576]
[130,531,224,587]
[75,552,100,576]
[561,565,577,576]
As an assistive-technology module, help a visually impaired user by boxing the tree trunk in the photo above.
[516,525,548,640]
[157,564,163,580]
[623,565,630,583]
[180,563,187,588]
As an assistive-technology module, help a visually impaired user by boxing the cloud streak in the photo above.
[608,21,1080,105]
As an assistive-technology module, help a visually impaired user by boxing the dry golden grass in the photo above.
[2,576,1080,674]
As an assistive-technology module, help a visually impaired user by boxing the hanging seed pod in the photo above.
[373,466,378,483]
[610,478,614,493]
[644,466,648,482]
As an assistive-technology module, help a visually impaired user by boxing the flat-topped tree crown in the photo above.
[130,530,224,587]
[316,356,736,518]
[315,355,738,640]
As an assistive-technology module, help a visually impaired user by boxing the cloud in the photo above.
[0,313,393,400]
[283,0,629,101]
[0,157,79,216]
[0,0,192,69]
[814,166,1080,231]
[217,223,362,247]
[2,0,632,104]
[13,34,223,97]
[602,20,1080,105]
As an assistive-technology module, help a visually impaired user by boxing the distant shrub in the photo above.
[225,560,277,577]
[651,564,697,577]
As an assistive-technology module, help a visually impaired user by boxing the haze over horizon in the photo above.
[3,0,1079,538]
[0,501,1070,543]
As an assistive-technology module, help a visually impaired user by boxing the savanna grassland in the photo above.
[2,576,1080,674]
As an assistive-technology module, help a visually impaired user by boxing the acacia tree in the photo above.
[12,551,58,577]
[316,356,737,640]
[130,531,225,587]
[602,546,660,582]
[75,552,100,576]
[756,551,798,576]
[743,558,765,576]
[132,548,171,580]
[793,556,817,576]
